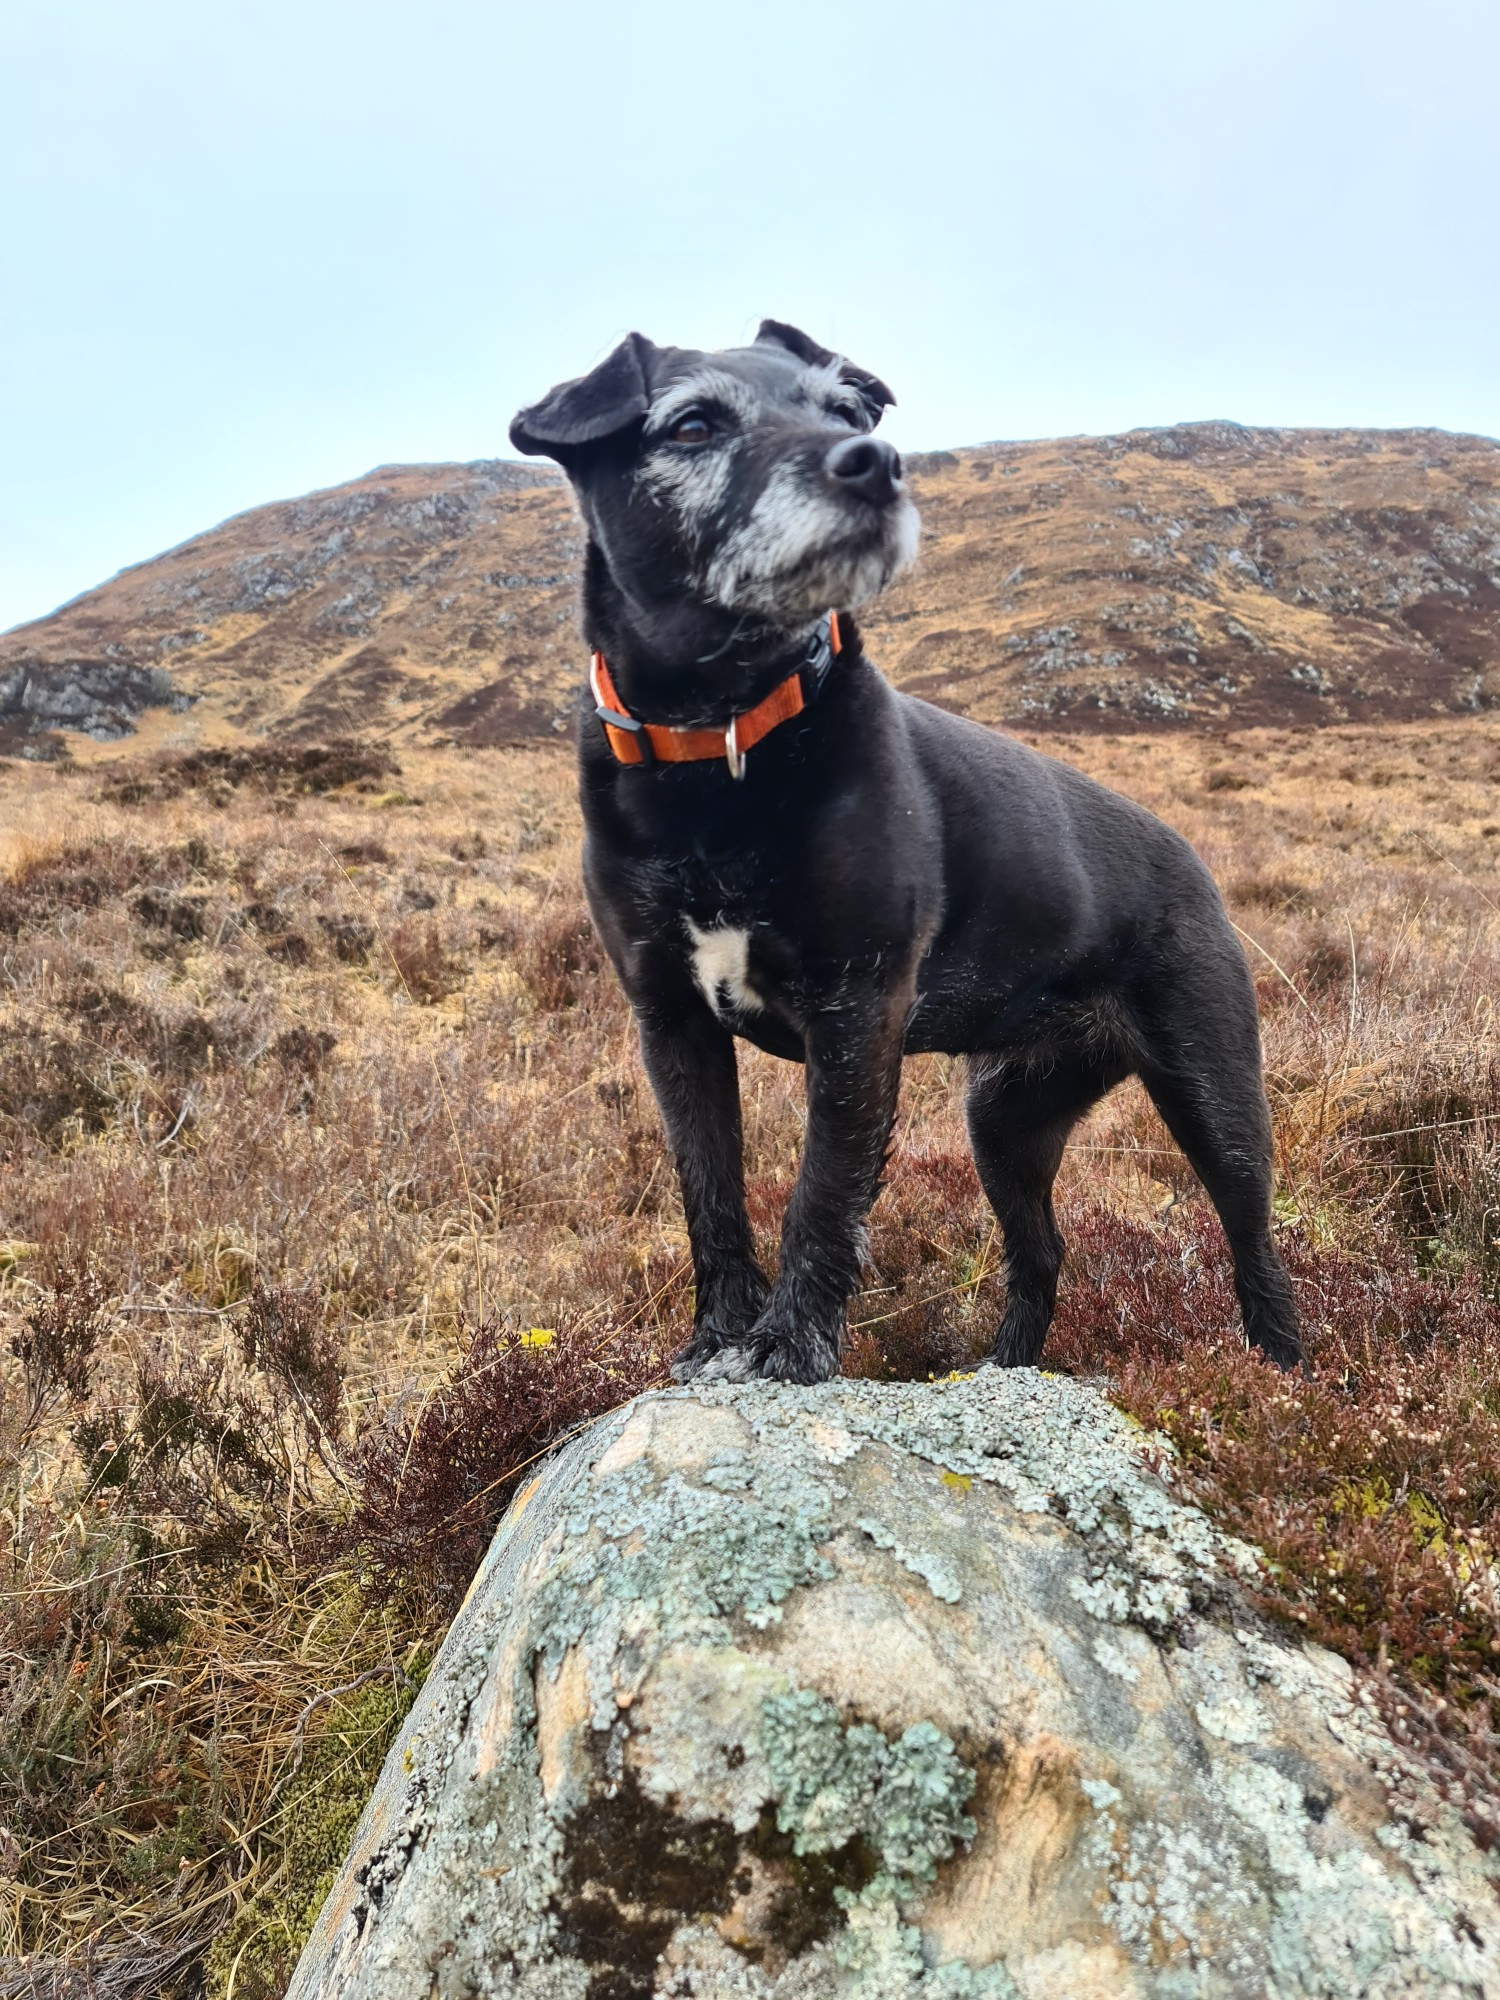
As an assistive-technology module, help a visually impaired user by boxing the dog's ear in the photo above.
[755,318,896,423]
[510,333,658,460]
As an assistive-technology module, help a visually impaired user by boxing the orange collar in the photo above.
[589,612,843,778]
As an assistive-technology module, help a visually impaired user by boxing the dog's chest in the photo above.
[629,844,787,1020]
[683,917,762,1019]
[664,860,797,1028]
[669,901,805,1059]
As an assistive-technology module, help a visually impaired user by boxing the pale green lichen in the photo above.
[855,1516,963,1603]
[1091,1632,1142,1683]
[833,1886,1023,1996]
[1220,1760,1490,2000]
[760,1688,976,1884]
[706,1371,1259,1639]
[535,1454,838,1670]
[762,1687,889,1854]
[1194,1690,1269,1745]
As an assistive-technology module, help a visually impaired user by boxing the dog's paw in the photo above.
[669,1325,731,1382]
[685,1344,761,1384]
[671,1329,760,1383]
[756,1335,840,1386]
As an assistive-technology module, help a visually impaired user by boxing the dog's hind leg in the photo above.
[1132,947,1303,1370]
[965,1056,1104,1367]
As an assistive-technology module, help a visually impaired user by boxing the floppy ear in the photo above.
[755,318,896,422]
[509,333,658,459]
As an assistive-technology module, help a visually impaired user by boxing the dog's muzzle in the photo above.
[825,434,903,508]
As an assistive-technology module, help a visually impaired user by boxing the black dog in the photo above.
[510,321,1301,1383]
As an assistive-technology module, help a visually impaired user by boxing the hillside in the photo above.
[3,422,1499,754]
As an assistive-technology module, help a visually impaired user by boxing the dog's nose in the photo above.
[825,434,904,506]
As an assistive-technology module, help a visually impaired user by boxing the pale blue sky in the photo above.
[2,0,1497,634]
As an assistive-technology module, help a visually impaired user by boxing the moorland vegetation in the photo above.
[1,718,1498,1996]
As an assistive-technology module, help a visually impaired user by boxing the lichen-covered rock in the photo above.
[287,1373,1500,1999]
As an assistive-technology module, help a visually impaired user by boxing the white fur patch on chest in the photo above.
[684,918,762,1018]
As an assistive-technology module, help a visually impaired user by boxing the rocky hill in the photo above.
[4,423,1498,754]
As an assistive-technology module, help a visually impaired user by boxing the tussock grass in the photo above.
[0,716,1498,1990]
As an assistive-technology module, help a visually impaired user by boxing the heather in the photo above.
[0,716,1497,1994]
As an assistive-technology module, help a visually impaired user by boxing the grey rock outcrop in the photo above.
[287,1373,1500,1999]
[0,656,188,752]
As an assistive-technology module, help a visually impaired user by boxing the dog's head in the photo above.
[510,322,919,632]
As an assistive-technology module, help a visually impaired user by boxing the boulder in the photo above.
[287,1373,1500,1999]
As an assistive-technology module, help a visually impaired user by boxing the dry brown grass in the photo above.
[1,715,1497,1993]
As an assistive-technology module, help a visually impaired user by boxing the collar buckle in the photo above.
[799,615,838,707]
[594,701,656,762]
[590,651,656,762]
[724,715,747,780]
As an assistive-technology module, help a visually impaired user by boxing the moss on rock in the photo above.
[207,1667,423,2000]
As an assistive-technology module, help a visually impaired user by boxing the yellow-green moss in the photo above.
[206,1664,425,2000]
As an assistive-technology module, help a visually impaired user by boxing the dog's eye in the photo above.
[668,411,713,445]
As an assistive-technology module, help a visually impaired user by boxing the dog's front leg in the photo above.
[633,1003,770,1379]
[728,981,909,1386]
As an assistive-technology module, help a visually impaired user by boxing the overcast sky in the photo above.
[2,0,1497,634]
